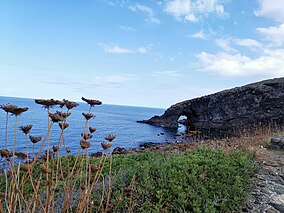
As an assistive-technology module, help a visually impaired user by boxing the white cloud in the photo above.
[100,43,148,54]
[216,38,236,53]
[102,44,133,54]
[119,25,136,32]
[190,30,207,39]
[137,47,147,53]
[129,4,160,24]
[257,24,284,45]
[254,0,284,23]
[196,49,284,77]
[234,38,262,48]
[164,0,228,22]
[151,71,182,78]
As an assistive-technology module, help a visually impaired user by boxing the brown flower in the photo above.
[0,149,12,158]
[29,135,42,144]
[19,125,33,135]
[10,107,28,116]
[89,127,96,133]
[21,164,31,172]
[101,142,112,150]
[35,99,61,108]
[53,145,59,152]
[0,104,17,113]
[59,122,69,130]
[49,112,64,123]
[61,99,79,110]
[81,133,93,140]
[40,164,52,174]
[81,97,102,106]
[90,164,100,173]
[80,184,86,190]
[15,152,28,159]
[56,111,71,119]
[105,135,116,142]
[82,112,95,120]
[80,140,91,149]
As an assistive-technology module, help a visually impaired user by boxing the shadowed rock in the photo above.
[138,77,284,131]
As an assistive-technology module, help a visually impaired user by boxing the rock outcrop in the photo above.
[138,77,284,131]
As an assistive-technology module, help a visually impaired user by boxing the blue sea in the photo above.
[0,96,185,156]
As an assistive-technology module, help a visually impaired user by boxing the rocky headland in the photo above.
[138,77,284,132]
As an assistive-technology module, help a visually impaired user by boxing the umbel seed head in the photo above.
[0,104,17,113]
[82,112,95,120]
[35,99,61,108]
[59,122,69,130]
[80,140,91,149]
[101,142,112,150]
[89,127,96,133]
[19,125,33,135]
[29,135,42,144]
[81,133,93,140]
[81,97,102,106]
[10,107,28,116]
[105,135,116,142]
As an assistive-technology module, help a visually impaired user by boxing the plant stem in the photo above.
[4,112,8,149]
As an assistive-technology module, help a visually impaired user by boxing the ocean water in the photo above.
[0,96,185,156]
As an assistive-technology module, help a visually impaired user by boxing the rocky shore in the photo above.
[139,77,284,132]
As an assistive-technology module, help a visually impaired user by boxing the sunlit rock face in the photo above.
[138,77,284,132]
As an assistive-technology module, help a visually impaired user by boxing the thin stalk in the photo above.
[4,112,8,149]
[12,115,19,169]
[105,154,113,213]
[46,107,51,213]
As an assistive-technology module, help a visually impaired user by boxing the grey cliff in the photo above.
[138,77,284,131]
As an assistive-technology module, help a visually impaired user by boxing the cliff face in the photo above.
[138,77,284,131]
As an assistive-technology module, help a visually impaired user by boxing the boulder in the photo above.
[270,136,284,150]
[138,77,284,132]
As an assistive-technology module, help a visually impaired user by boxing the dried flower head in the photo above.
[21,164,31,172]
[80,140,91,149]
[15,152,28,159]
[89,127,96,133]
[90,164,100,173]
[0,104,17,113]
[56,111,71,119]
[49,112,64,123]
[29,135,42,144]
[105,135,116,142]
[35,99,61,108]
[0,149,12,158]
[82,112,95,120]
[53,145,59,153]
[19,125,33,135]
[101,142,112,150]
[61,99,79,110]
[59,122,69,130]
[81,97,102,106]
[40,164,52,174]
[81,133,93,140]
[10,107,28,116]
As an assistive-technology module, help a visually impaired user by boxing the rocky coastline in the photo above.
[138,77,284,132]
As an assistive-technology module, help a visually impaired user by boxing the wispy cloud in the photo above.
[99,43,148,54]
[164,0,228,23]
[216,38,237,53]
[129,4,160,24]
[196,49,284,77]
[119,25,136,32]
[100,44,133,54]
[190,30,207,39]
[257,24,284,46]
[151,71,182,78]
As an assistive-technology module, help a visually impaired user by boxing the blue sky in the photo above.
[0,0,283,108]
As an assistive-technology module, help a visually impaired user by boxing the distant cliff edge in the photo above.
[138,77,284,131]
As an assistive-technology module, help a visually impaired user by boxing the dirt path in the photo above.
[242,148,284,213]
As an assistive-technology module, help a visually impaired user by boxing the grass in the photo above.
[0,147,258,212]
